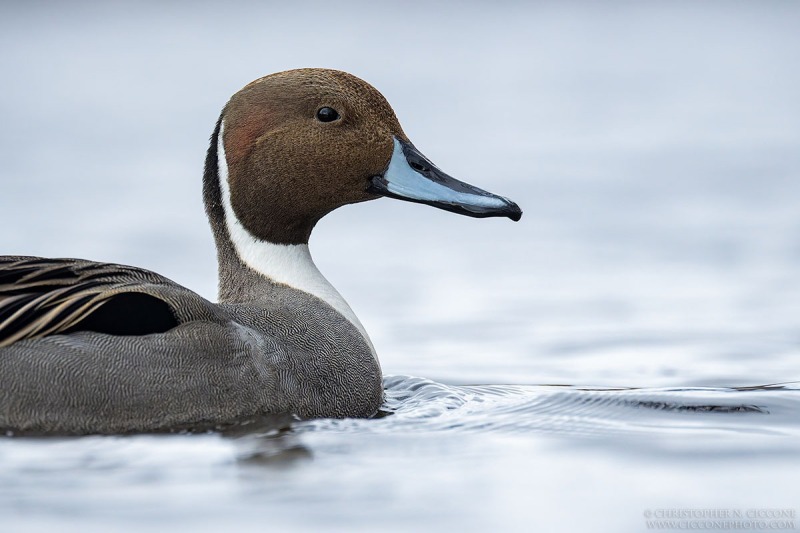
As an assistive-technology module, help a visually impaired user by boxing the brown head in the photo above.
[218,69,407,244]
[204,68,521,250]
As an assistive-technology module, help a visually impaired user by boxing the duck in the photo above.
[0,68,521,435]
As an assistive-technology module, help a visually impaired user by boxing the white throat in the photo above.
[216,122,374,353]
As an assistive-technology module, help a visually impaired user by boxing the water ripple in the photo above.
[300,376,800,451]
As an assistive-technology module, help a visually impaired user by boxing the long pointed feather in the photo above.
[0,257,181,347]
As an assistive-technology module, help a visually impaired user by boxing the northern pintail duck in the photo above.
[0,69,521,435]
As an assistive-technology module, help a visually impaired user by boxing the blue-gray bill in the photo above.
[368,138,523,221]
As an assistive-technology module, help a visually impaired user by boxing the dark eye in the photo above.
[316,107,340,122]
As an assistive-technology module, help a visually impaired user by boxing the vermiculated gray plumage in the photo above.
[0,254,382,434]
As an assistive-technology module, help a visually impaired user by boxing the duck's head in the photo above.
[204,68,522,248]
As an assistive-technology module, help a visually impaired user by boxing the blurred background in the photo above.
[1,1,798,386]
[2,2,800,531]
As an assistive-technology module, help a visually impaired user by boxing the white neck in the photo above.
[216,122,374,353]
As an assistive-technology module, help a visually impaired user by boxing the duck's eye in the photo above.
[316,107,340,123]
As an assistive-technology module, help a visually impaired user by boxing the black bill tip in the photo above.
[505,201,523,222]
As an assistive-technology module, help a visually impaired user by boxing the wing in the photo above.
[0,256,208,347]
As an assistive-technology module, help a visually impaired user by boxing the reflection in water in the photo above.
[219,413,314,468]
[233,434,313,468]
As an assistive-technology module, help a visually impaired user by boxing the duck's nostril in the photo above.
[409,161,428,173]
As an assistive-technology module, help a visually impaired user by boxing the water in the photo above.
[4,379,800,531]
[1,2,799,531]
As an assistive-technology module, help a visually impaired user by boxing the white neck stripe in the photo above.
[216,121,374,352]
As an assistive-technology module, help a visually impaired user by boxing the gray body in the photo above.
[0,262,381,434]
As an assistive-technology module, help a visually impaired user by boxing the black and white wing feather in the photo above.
[0,256,213,347]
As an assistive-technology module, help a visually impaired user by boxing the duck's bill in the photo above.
[368,138,522,221]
